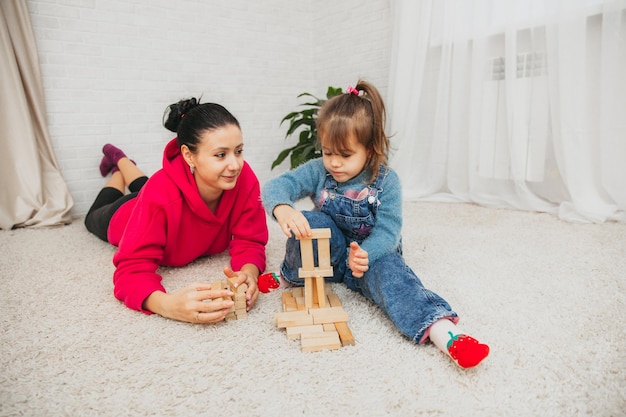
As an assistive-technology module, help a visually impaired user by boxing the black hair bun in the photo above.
[163,97,200,132]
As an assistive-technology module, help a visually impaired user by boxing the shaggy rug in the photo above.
[0,202,624,417]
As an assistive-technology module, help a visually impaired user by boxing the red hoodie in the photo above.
[109,138,268,313]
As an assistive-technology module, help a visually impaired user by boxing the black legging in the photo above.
[84,176,148,242]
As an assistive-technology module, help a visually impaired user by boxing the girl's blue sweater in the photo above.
[262,158,404,264]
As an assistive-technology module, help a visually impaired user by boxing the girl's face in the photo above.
[321,133,368,183]
[182,124,244,199]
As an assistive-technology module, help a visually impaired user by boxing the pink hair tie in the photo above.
[347,86,359,96]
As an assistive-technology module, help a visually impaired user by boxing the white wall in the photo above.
[27,0,391,215]
[313,1,391,96]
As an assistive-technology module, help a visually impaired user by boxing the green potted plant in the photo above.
[272,86,343,170]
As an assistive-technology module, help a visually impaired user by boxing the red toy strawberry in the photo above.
[446,331,490,368]
[258,272,281,293]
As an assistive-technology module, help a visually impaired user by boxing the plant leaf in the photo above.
[280,111,300,125]
[276,86,342,170]
[285,118,315,137]
[327,86,343,98]
[297,92,319,100]
[271,146,295,169]
[298,129,312,143]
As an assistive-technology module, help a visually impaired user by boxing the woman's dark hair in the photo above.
[162,98,241,152]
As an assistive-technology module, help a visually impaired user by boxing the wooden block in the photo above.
[226,278,247,293]
[227,277,238,291]
[295,296,306,310]
[277,316,313,328]
[327,293,342,307]
[286,324,324,340]
[299,239,314,270]
[334,322,355,346]
[281,291,295,311]
[310,307,349,324]
[298,267,334,278]
[235,310,248,319]
[322,323,336,332]
[282,291,294,303]
[211,281,225,302]
[315,276,326,308]
[275,309,311,319]
[300,331,341,352]
[311,277,319,307]
[317,238,331,269]
[274,311,314,328]
[304,277,313,308]
[297,228,331,239]
[291,287,304,298]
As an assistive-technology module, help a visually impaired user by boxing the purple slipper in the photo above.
[99,144,127,176]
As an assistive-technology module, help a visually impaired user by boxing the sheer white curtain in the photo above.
[387,0,626,223]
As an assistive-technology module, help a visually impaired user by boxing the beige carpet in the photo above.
[1,202,624,417]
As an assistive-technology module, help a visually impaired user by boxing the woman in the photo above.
[85,98,268,324]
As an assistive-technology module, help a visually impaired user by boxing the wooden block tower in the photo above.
[298,228,333,308]
[210,278,248,321]
[273,228,355,351]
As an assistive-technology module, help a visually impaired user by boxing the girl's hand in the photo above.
[348,241,369,278]
[273,204,312,239]
[223,265,259,311]
[144,283,234,324]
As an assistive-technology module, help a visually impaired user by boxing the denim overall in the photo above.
[280,166,458,344]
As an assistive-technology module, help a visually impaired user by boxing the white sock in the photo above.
[428,318,463,355]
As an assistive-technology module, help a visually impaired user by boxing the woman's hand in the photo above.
[143,283,235,324]
[273,204,312,239]
[223,265,259,311]
[348,241,369,278]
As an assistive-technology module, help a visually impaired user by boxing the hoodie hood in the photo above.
[162,138,217,222]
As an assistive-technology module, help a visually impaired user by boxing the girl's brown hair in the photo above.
[316,79,389,183]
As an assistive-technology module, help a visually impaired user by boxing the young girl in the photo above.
[85,99,268,324]
[262,81,489,368]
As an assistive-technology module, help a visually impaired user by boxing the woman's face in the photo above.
[183,124,244,198]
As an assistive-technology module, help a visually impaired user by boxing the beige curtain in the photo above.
[0,0,73,229]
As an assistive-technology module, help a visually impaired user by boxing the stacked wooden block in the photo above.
[211,279,248,320]
[274,285,355,352]
[273,228,355,352]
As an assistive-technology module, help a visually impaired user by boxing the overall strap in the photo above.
[371,164,389,193]
[324,173,338,197]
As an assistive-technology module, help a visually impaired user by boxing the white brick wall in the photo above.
[313,0,391,97]
[27,0,391,215]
